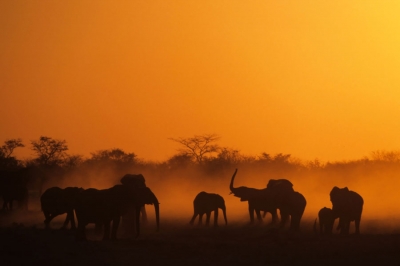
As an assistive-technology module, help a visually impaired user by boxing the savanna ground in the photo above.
[1,208,399,266]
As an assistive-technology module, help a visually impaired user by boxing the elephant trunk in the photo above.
[229,169,238,194]
[154,202,160,232]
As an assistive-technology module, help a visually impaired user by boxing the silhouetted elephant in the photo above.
[264,177,306,231]
[317,207,334,235]
[229,169,278,224]
[120,174,147,223]
[41,187,84,229]
[75,184,159,241]
[330,186,363,235]
[0,170,29,211]
[190,191,227,227]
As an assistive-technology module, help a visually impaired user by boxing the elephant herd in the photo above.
[190,169,364,236]
[1,169,364,241]
[40,174,160,241]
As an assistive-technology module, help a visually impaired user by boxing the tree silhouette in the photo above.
[89,148,136,163]
[30,136,68,166]
[0,138,25,169]
[0,138,25,158]
[169,134,221,164]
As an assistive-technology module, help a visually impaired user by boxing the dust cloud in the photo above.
[15,161,400,235]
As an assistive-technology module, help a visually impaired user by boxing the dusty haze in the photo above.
[21,164,400,235]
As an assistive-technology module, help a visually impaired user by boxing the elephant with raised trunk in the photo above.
[75,184,159,241]
[330,186,363,235]
[190,191,227,227]
[229,169,278,225]
[41,186,84,229]
[229,169,306,231]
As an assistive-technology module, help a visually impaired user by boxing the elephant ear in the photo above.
[264,179,294,204]
[329,186,340,201]
[136,187,159,205]
[330,186,350,201]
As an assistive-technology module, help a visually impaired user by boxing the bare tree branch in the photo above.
[31,136,68,166]
[0,138,25,158]
[169,134,221,164]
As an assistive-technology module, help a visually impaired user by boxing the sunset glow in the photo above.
[2,3,400,263]
[1,1,400,162]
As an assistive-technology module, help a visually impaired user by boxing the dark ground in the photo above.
[0,211,399,266]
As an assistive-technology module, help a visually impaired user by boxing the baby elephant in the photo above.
[190,191,227,227]
[318,207,334,235]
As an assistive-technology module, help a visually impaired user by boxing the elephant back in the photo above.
[120,174,146,188]
[265,179,294,201]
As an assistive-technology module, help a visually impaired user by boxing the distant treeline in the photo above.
[1,135,400,195]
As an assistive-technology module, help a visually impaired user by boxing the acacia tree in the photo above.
[0,138,25,158]
[0,138,25,169]
[169,134,221,164]
[30,136,68,166]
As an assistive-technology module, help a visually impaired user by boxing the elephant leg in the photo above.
[320,222,324,235]
[61,213,69,229]
[270,209,278,225]
[340,223,348,235]
[47,213,62,229]
[205,212,211,227]
[140,206,147,223]
[43,212,52,229]
[63,211,76,229]
[199,213,204,225]
[255,209,262,222]
[111,216,121,240]
[290,215,301,232]
[135,206,141,237]
[103,221,111,240]
[76,222,87,241]
[327,219,334,235]
[190,213,198,225]
[339,217,350,235]
[354,219,361,235]
[213,209,219,227]
[248,204,255,224]
[344,221,350,235]
[336,219,341,231]
[70,211,77,229]
[279,211,289,229]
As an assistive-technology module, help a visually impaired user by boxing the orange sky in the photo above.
[1,1,400,162]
